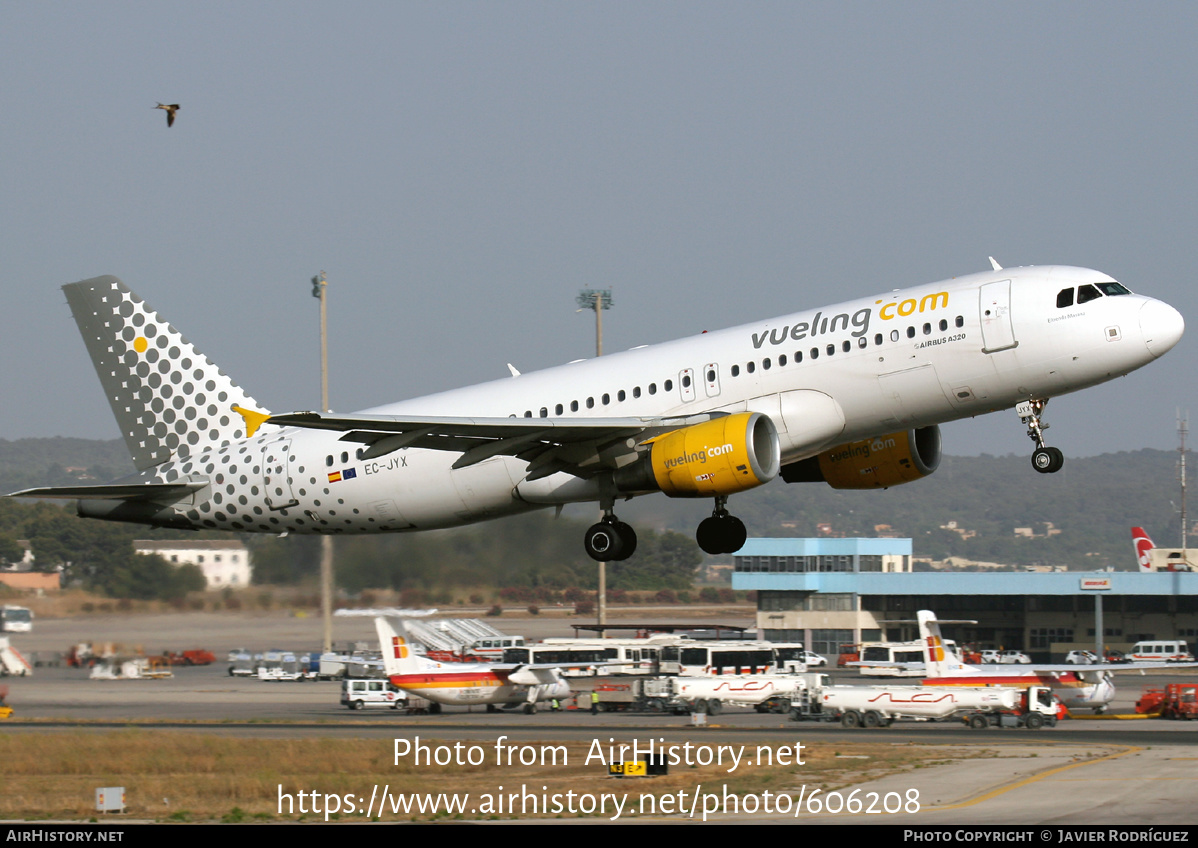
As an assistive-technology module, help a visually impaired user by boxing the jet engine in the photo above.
[780,425,941,489]
[614,412,781,497]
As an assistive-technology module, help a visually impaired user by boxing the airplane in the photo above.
[373,616,572,713]
[1132,526,1193,572]
[912,609,1198,714]
[8,263,1184,560]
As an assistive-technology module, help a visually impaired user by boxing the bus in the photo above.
[503,639,671,676]
[659,642,777,676]
[0,606,32,633]
[857,640,929,678]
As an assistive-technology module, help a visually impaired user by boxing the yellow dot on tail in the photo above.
[133,337,148,353]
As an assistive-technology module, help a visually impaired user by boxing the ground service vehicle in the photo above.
[789,680,1062,729]
[961,686,1065,729]
[667,673,811,714]
[0,606,32,633]
[1135,684,1198,719]
[342,678,408,710]
[1128,640,1195,663]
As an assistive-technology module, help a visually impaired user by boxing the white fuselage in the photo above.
[120,265,1183,534]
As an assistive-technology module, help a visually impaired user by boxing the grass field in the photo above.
[0,730,959,822]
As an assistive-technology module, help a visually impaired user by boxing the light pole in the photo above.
[312,272,333,654]
[577,288,613,627]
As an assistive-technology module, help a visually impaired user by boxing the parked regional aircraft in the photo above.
[8,264,1184,559]
[913,610,1198,713]
[1132,526,1194,572]
[374,616,571,713]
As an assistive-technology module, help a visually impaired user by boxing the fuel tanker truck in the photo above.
[790,681,1065,729]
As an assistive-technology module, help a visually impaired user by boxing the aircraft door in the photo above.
[979,280,1017,352]
[263,439,299,510]
[679,368,697,402]
[703,363,721,398]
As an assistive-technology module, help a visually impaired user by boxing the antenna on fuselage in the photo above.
[989,257,1003,271]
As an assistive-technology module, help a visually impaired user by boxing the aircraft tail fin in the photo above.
[916,609,972,677]
[374,617,424,677]
[62,276,268,471]
[1132,527,1157,572]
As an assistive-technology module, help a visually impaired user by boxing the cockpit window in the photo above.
[1096,282,1131,296]
[1076,284,1102,304]
[1056,288,1074,308]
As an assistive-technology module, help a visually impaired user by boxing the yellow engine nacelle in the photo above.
[780,426,941,489]
[614,412,781,498]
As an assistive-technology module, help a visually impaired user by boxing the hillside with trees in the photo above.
[0,438,1187,599]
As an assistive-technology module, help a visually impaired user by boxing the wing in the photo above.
[8,482,208,501]
[265,410,724,481]
[1029,661,1198,673]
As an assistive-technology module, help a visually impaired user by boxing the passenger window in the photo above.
[762,358,771,370]
[570,400,579,412]
[649,383,657,395]
[664,379,673,391]
[906,326,915,338]
[680,375,690,388]
[955,316,964,328]
[633,387,641,398]
[923,323,931,335]
[939,319,948,331]
[555,404,563,415]
[875,333,883,345]
[843,340,852,352]
[826,343,835,355]
[890,329,900,342]
[730,365,740,377]
[1057,288,1075,308]
[617,389,626,401]
[524,410,532,418]
[746,361,755,374]
[858,337,867,349]
[810,347,819,360]
[539,407,548,417]
[586,397,594,409]
[794,350,803,363]
[1077,284,1102,304]
[601,393,610,405]
[778,354,787,366]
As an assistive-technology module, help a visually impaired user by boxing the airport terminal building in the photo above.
[733,537,1198,660]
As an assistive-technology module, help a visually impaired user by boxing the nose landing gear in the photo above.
[1018,399,1064,474]
[696,496,748,555]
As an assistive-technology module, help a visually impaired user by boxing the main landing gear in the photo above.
[696,497,747,555]
[583,509,638,562]
[1018,399,1064,474]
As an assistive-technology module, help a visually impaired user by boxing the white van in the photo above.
[1128,640,1195,663]
[341,678,405,709]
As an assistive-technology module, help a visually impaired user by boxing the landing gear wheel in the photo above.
[428,702,441,715]
[523,703,537,715]
[696,509,748,555]
[584,522,624,561]
[613,521,637,558]
[1032,447,1064,474]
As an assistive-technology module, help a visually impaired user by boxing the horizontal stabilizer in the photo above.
[8,481,207,502]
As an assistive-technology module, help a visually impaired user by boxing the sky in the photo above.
[2,2,1195,460]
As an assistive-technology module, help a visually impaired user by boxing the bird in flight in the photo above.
[155,103,180,127]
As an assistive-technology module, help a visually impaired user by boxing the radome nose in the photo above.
[1140,299,1185,358]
